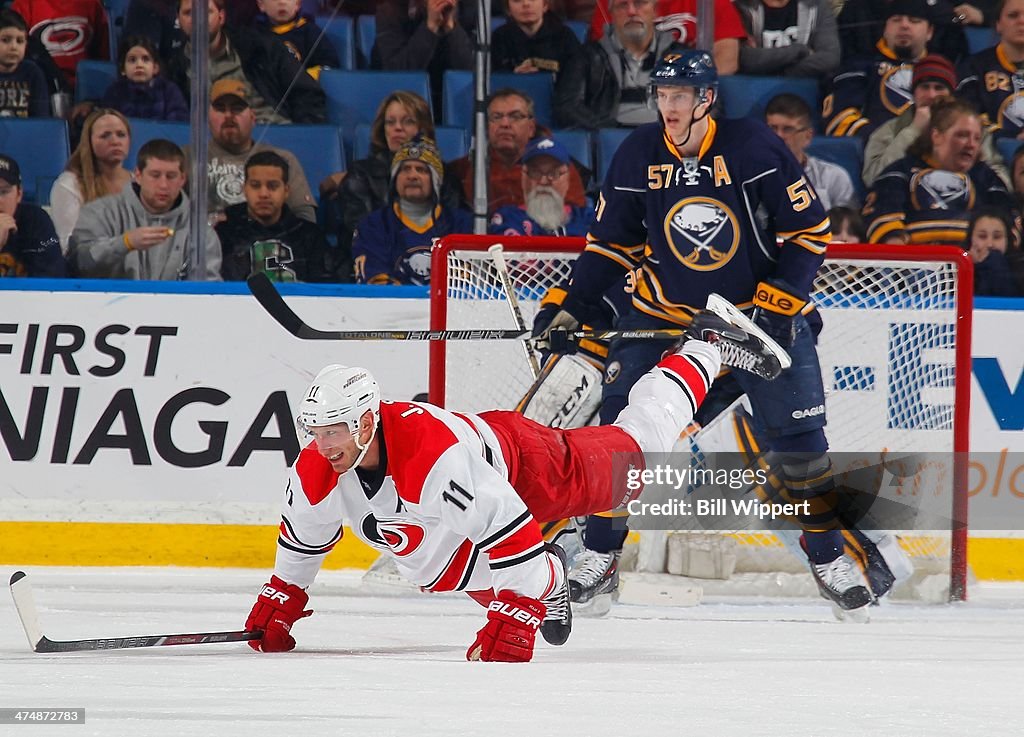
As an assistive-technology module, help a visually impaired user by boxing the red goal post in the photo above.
[429,234,973,601]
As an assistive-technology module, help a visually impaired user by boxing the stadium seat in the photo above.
[551,128,593,173]
[319,69,431,149]
[357,14,376,67]
[596,127,632,186]
[126,119,189,168]
[997,138,1022,168]
[256,124,346,205]
[566,20,588,43]
[316,15,356,70]
[965,26,997,55]
[352,124,468,161]
[718,75,821,130]
[105,0,132,36]
[0,118,70,205]
[443,70,554,129]
[806,136,867,199]
[75,60,117,102]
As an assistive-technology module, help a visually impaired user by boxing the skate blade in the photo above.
[572,593,614,618]
[831,602,871,623]
[706,293,792,370]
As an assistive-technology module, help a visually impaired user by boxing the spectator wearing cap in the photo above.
[0,154,65,277]
[353,135,472,285]
[837,0,968,64]
[864,55,1010,186]
[765,94,859,209]
[824,0,935,139]
[448,88,589,215]
[489,137,595,237]
[958,0,1024,142]
[200,79,317,224]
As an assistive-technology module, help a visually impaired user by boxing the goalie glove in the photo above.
[245,576,313,653]
[752,279,809,349]
[534,308,580,353]
[467,590,546,663]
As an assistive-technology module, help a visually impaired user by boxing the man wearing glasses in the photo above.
[448,88,589,213]
[489,137,595,237]
[765,93,859,210]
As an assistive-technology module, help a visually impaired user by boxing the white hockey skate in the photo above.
[685,294,793,380]
[568,549,620,617]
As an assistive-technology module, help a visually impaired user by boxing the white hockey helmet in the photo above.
[297,364,381,435]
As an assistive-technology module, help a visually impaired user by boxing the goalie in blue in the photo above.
[542,46,876,616]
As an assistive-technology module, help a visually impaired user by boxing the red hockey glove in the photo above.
[466,590,546,663]
[245,576,313,652]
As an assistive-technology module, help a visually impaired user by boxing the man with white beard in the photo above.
[488,137,595,237]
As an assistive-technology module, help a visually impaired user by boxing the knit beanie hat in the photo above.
[391,135,443,199]
[912,54,957,91]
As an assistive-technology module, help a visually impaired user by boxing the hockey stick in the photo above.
[246,273,688,343]
[9,572,260,653]
[488,243,541,379]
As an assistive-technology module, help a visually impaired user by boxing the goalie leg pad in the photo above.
[516,354,604,429]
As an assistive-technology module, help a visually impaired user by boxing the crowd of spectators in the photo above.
[0,0,1020,295]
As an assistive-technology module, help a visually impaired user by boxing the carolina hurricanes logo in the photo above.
[358,514,425,555]
[32,17,91,57]
[663,197,740,271]
[377,520,426,557]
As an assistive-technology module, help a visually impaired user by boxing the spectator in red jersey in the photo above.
[11,0,109,88]
[587,0,744,74]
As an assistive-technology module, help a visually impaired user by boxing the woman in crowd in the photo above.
[863,98,1015,247]
[49,109,132,255]
[322,90,460,280]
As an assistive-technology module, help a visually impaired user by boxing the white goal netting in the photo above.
[429,236,971,601]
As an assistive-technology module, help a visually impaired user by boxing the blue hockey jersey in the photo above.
[353,203,473,285]
[570,118,831,324]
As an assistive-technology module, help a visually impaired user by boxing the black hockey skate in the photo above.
[540,543,572,647]
[685,294,792,381]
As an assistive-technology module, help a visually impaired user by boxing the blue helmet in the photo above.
[649,47,718,100]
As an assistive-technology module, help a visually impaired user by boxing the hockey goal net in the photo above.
[429,235,972,602]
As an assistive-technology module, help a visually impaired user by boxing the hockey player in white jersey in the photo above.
[244,298,789,662]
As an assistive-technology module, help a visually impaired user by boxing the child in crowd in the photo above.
[491,0,579,78]
[0,9,50,118]
[965,207,1024,297]
[254,0,340,80]
[100,36,188,121]
[827,206,867,244]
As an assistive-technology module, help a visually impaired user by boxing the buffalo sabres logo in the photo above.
[998,90,1024,130]
[663,197,740,271]
[879,63,914,115]
[909,169,973,211]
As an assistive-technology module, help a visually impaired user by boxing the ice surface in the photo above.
[2,567,1022,737]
